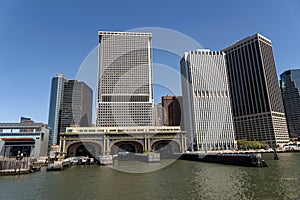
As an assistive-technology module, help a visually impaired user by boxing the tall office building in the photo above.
[180,49,237,151]
[223,33,289,147]
[154,103,163,126]
[48,75,93,145]
[60,80,93,133]
[161,96,173,126]
[97,31,154,127]
[161,96,182,126]
[280,69,300,138]
[48,74,67,145]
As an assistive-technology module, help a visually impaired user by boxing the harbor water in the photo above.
[0,153,299,199]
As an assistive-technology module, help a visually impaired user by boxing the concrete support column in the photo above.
[103,136,110,155]
[59,138,62,154]
[62,137,66,156]
[148,137,151,151]
[106,138,110,155]
[103,136,106,155]
[145,136,151,152]
[144,137,147,152]
[181,134,184,152]
[183,136,187,152]
[144,136,150,151]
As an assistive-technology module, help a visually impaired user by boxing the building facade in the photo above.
[0,118,49,158]
[48,74,67,145]
[60,80,93,133]
[97,31,154,127]
[161,96,173,126]
[59,126,186,157]
[154,103,163,126]
[180,49,237,151]
[162,96,182,126]
[48,74,93,145]
[223,33,289,147]
[280,69,300,138]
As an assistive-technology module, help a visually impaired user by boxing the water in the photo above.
[1,153,299,200]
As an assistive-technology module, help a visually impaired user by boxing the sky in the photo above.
[0,0,299,123]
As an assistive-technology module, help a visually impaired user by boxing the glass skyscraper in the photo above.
[97,31,154,127]
[48,75,93,145]
[280,69,300,138]
[180,49,237,151]
[60,80,93,133]
[223,33,289,147]
[48,74,67,145]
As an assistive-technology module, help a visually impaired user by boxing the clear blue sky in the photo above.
[0,0,299,123]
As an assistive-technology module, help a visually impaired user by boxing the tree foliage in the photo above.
[237,139,269,150]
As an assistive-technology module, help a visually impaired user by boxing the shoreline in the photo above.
[187,149,300,154]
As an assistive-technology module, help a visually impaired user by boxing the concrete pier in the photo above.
[99,155,113,165]
[134,153,160,163]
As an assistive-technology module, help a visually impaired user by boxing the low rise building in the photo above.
[0,118,49,158]
[59,126,186,157]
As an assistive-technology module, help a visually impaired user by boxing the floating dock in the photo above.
[177,152,268,167]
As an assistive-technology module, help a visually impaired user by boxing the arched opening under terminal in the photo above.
[152,140,180,158]
[111,141,143,155]
[67,142,102,158]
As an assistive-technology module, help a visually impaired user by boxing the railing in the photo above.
[0,132,41,136]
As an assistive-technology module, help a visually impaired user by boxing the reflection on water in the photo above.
[0,153,299,199]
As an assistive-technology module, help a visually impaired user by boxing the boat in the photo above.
[46,159,71,171]
[46,161,63,171]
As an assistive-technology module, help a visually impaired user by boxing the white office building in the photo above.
[97,31,154,127]
[180,49,237,151]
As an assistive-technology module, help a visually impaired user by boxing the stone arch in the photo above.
[151,140,181,154]
[111,140,144,155]
[66,141,102,158]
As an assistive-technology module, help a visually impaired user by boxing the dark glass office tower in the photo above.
[60,80,93,133]
[280,69,300,138]
[223,33,289,147]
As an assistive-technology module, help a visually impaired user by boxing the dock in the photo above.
[176,152,268,167]
[0,157,41,175]
[116,152,160,163]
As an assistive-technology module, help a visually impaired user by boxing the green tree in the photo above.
[237,139,269,150]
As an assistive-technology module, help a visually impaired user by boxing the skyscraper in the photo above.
[48,74,67,145]
[180,49,237,151]
[60,80,93,133]
[161,96,182,126]
[280,69,300,138]
[154,103,163,126]
[223,33,289,147]
[161,96,173,126]
[97,31,154,127]
[48,75,93,145]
